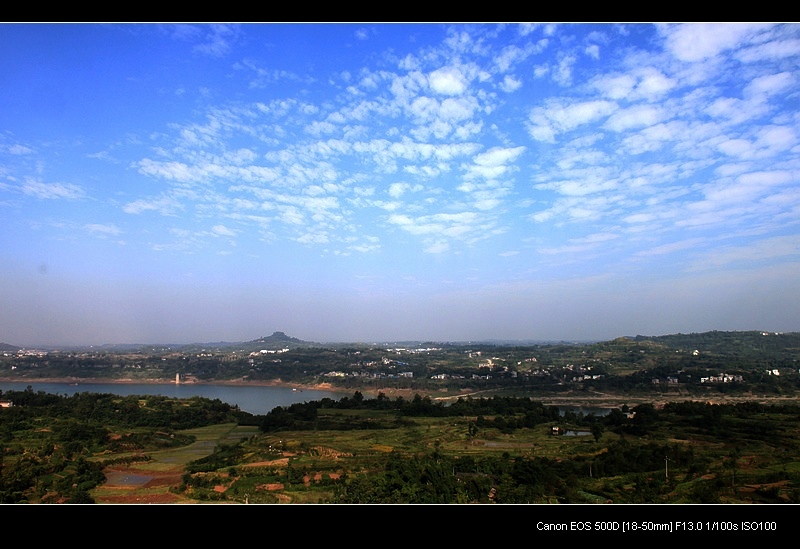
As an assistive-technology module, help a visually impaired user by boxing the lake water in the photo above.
[0,381,619,417]
[0,381,345,416]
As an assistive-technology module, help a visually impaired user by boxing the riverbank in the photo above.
[0,375,348,392]
[0,376,463,402]
[3,376,800,409]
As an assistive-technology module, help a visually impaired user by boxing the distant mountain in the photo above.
[175,331,320,353]
[249,331,307,346]
[9,329,799,355]
[236,332,319,351]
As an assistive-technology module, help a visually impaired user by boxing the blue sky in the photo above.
[1,23,799,346]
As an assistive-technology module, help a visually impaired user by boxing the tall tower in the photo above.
[176,373,180,384]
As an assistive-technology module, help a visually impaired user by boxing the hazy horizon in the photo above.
[9,328,794,351]
[3,332,610,349]
[2,23,799,347]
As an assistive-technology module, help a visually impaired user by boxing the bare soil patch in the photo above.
[243,457,289,468]
[93,464,188,504]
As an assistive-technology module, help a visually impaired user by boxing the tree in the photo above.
[68,490,95,504]
[728,447,741,487]
[630,403,659,435]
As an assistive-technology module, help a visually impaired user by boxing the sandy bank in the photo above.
[0,376,350,395]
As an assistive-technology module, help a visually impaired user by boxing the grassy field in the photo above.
[85,400,800,504]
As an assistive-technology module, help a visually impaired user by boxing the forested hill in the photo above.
[631,330,800,358]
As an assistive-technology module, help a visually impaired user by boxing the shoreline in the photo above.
[3,377,800,408]
[0,376,351,394]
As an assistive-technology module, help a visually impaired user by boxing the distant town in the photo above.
[2,330,799,400]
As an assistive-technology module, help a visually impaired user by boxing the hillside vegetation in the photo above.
[2,385,800,504]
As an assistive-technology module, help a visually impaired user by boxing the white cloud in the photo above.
[428,66,468,95]
[21,179,85,200]
[8,144,33,155]
[592,73,636,100]
[192,23,239,58]
[553,54,576,86]
[387,182,422,198]
[534,177,618,197]
[527,100,618,142]
[387,210,489,250]
[85,224,121,236]
[634,68,676,99]
[604,104,664,132]
[755,125,796,153]
[659,23,768,62]
[735,37,800,63]
[473,146,525,167]
[500,75,522,92]
[744,71,794,99]
[137,159,198,182]
[211,224,236,237]
[690,235,800,270]
[123,196,184,215]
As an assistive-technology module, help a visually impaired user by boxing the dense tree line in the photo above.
[0,387,248,503]
[257,391,569,433]
[0,387,247,429]
[328,441,695,504]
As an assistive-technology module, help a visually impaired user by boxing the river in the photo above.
[0,381,344,416]
[0,380,623,417]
